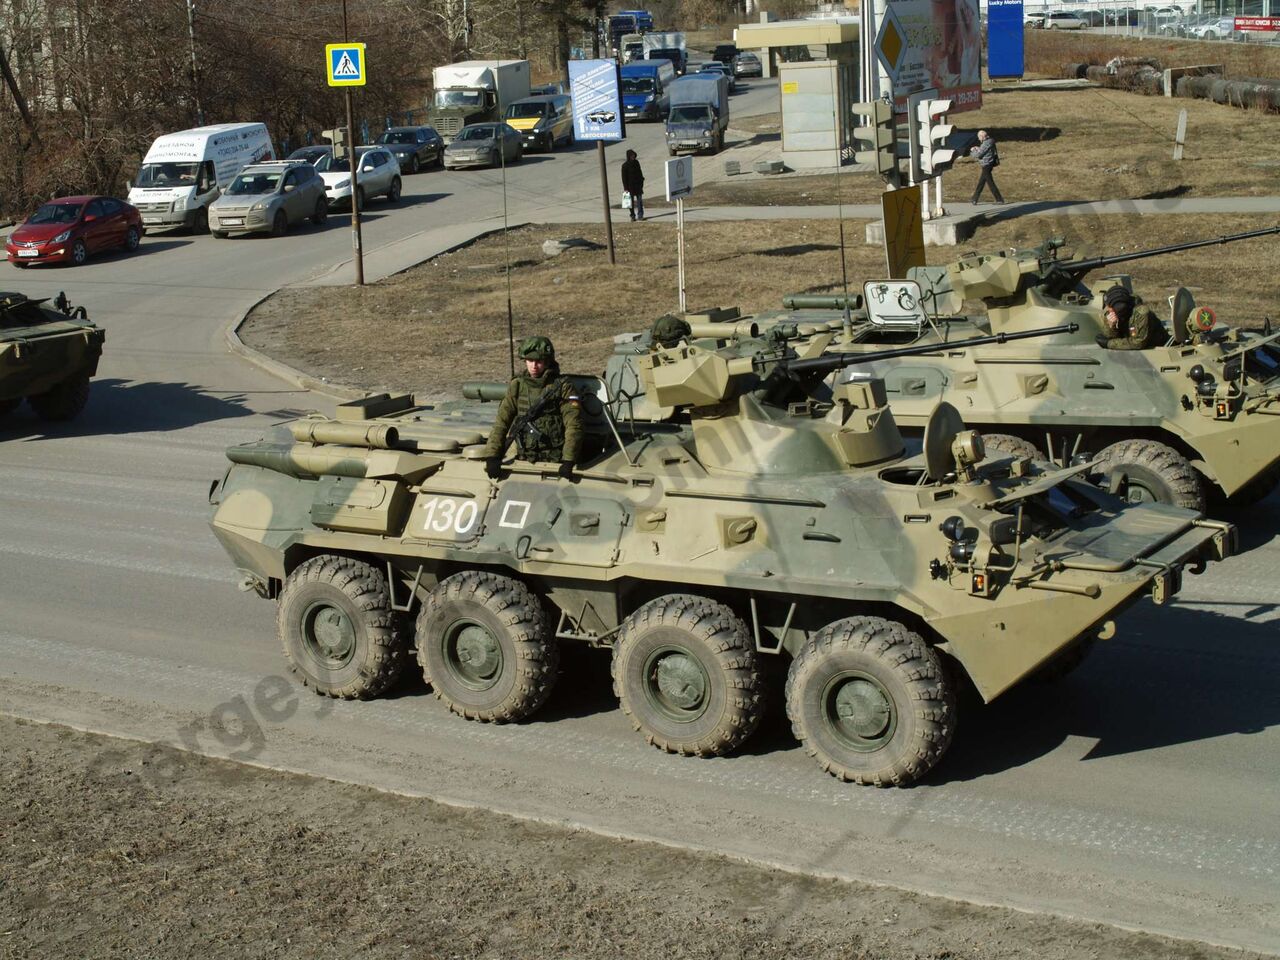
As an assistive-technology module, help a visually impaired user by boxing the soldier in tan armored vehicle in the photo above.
[755,226,1280,511]
[481,335,581,481]
[209,321,1235,787]
[1097,285,1169,351]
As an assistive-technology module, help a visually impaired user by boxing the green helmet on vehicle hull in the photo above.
[0,291,105,424]
[210,324,1234,787]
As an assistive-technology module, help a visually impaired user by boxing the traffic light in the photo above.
[324,126,348,160]
[852,100,897,183]
[916,98,955,177]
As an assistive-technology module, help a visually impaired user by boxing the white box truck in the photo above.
[427,60,532,141]
[128,123,274,234]
[643,31,687,74]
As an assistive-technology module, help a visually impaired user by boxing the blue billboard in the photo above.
[569,59,625,142]
[987,0,1024,80]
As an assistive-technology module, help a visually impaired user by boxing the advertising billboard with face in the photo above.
[874,0,982,113]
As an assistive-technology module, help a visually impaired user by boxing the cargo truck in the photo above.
[426,60,531,141]
[642,31,687,74]
[665,73,729,154]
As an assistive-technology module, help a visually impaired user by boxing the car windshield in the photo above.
[135,162,199,187]
[434,89,485,108]
[457,126,497,141]
[669,105,711,123]
[28,202,83,224]
[379,131,418,145]
[226,172,282,195]
[622,77,655,94]
[506,102,551,119]
[315,149,371,173]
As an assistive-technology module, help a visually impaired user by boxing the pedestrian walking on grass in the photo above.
[621,149,645,221]
[969,130,1004,205]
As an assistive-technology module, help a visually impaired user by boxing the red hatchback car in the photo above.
[5,195,144,268]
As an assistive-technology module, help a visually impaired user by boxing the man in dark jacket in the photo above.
[482,336,582,479]
[969,130,1004,205]
[621,149,645,221]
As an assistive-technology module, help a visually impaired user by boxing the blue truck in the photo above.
[620,60,676,122]
[617,8,655,31]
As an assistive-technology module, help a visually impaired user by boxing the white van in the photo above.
[128,123,274,233]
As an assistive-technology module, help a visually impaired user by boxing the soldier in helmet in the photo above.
[650,314,691,349]
[482,335,582,480]
[1097,285,1168,350]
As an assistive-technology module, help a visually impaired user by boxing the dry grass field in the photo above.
[243,212,1280,399]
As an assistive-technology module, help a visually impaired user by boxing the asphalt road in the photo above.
[2,74,1279,954]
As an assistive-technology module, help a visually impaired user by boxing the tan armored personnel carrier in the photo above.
[210,324,1234,786]
[0,291,104,422]
[759,227,1280,511]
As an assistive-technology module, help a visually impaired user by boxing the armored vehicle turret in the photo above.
[755,226,1280,511]
[210,326,1234,786]
[0,291,104,423]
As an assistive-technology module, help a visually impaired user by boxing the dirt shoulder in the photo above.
[241,213,1280,399]
[1,715,1263,960]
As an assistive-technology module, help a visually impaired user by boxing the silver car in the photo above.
[208,161,328,238]
[442,123,523,170]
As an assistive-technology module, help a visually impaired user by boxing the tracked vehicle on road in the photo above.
[763,226,1280,511]
[210,324,1234,786]
[1,291,105,423]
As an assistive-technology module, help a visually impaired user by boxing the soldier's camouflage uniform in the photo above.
[482,366,583,463]
[1104,302,1168,351]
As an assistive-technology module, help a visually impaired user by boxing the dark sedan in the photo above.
[6,195,143,268]
[377,126,445,173]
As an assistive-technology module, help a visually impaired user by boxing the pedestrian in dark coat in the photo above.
[621,149,645,221]
[969,130,1005,205]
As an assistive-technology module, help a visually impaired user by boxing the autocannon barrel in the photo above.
[784,323,1079,376]
[1045,224,1280,282]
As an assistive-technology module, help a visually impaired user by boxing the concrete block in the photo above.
[753,159,786,175]
[1163,64,1224,97]
[723,160,742,176]
[865,214,979,247]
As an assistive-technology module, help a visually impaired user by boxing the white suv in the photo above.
[317,146,401,209]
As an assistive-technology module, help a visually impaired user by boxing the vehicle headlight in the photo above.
[53,230,72,243]
[250,201,268,211]
[334,178,350,189]
[174,196,187,211]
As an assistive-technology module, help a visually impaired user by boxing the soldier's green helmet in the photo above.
[519,335,556,362]
[650,314,691,348]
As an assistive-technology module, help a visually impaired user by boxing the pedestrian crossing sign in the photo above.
[326,43,366,87]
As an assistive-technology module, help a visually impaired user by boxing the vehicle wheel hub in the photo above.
[445,621,503,689]
[826,673,896,749]
[645,647,709,720]
[303,601,356,667]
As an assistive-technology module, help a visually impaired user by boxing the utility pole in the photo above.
[186,0,204,125]
[342,0,364,285]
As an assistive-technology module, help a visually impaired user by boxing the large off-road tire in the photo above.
[1095,438,1204,511]
[278,555,407,699]
[786,616,954,786]
[612,595,764,757]
[982,433,1041,461]
[417,570,558,722]
[28,374,90,421]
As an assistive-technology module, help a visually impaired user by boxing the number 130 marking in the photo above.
[420,497,479,535]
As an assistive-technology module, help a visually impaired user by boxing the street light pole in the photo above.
[186,0,204,125]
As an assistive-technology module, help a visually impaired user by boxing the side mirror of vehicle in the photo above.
[284,183,295,192]
[83,214,97,223]
[362,165,374,172]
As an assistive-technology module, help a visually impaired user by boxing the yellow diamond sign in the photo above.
[875,8,909,82]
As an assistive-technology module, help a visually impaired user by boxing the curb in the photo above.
[221,223,525,402]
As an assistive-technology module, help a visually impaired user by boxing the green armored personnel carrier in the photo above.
[210,324,1234,786]
[0,291,105,422]
[759,226,1280,511]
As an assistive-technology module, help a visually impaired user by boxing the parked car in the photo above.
[1074,9,1105,26]
[443,122,523,169]
[377,126,444,173]
[697,61,737,93]
[6,195,143,267]
[712,42,737,65]
[734,51,762,78]
[1041,11,1086,28]
[1190,15,1237,38]
[287,145,333,166]
[503,95,574,152]
[316,146,401,208]
[1103,8,1139,25]
[208,160,328,237]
